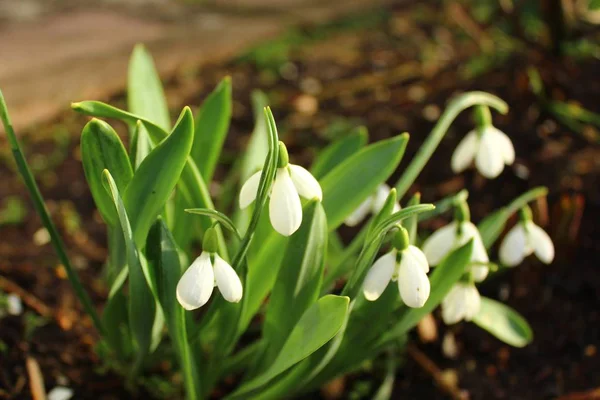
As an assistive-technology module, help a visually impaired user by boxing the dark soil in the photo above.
[1,2,599,399]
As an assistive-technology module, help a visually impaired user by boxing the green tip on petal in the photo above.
[202,226,219,253]
[454,200,471,223]
[391,225,410,251]
[518,205,533,223]
[277,141,289,168]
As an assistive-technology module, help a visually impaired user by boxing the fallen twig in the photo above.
[407,343,467,400]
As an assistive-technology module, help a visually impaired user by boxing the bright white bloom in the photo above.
[344,184,401,227]
[422,221,489,282]
[499,220,554,267]
[441,282,481,324]
[176,251,243,310]
[363,245,430,308]
[6,294,23,316]
[451,126,515,179]
[240,164,322,237]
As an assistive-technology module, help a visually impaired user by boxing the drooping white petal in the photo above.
[451,130,479,173]
[442,285,467,325]
[459,222,489,264]
[239,170,262,209]
[176,252,215,310]
[475,129,506,178]
[371,184,392,213]
[269,168,303,236]
[213,254,243,303]
[289,164,323,201]
[344,195,373,226]
[489,127,515,165]
[471,264,489,282]
[398,254,431,308]
[405,245,429,273]
[363,251,396,301]
[463,284,481,321]
[499,223,529,267]
[422,222,458,266]
[527,222,555,264]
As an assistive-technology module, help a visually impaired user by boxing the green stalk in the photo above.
[394,91,508,199]
[0,91,105,336]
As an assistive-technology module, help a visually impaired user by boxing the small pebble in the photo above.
[584,344,596,357]
[294,94,318,115]
[47,386,74,400]
[442,332,459,359]
[7,294,23,316]
[300,77,322,95]
[33,228,51,246]
[422,104,441,121]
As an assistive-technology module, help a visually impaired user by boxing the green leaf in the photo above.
[102,170,156,373]
[71,99,228,255]
[184,208,242,240]
[472,297,533,348]
[128,44,170,131]
[192,77,232,183]
[320,134,409,230]
[228,295,349,399]
[1,91,104,337]
[146,220,201,399]
[260,201,328,367]
[240,90,270,182]
[129,120,153,170]
[478,186,548,248]
[123,107,194,248]
[80,119,133,226]
[311,127,367,180]
[235,90,270,233]
[72,100,168,141]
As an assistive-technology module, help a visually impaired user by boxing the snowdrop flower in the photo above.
[441,282,481,324]
[176,227,242,310]
[240,142,322,236]
[363,226,430,308]
[344,184,401,227]
[451,105,515,179]
[499,206,554,267]
[422,202,489,282]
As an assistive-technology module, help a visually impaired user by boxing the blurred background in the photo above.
[0,0,599,399]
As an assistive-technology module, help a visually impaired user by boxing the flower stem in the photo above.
[394,91,508,200]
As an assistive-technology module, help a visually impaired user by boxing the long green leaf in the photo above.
[128,44,170,130]
[0,91,104,337]
[311,126,367,179]
[123,107,194,247]
[472,297,533,348]
[228,295,349,399]
[192,77,232,183]
[185,208,242,240]
[71,100,228,257]
[320,134,409,230]
[259,201,328,367]
[80,119,133,226]
[146,220,201,399]
[102,170,156,374]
